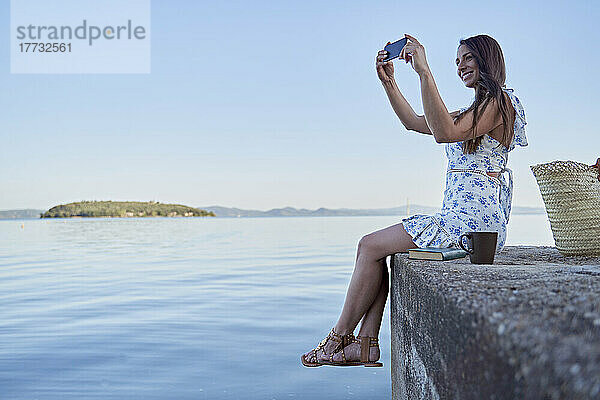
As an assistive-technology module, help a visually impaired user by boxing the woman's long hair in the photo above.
[453,35,512,154]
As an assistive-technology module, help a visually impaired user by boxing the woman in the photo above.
[301,34,528,367]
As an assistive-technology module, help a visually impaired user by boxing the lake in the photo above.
[0,215,554,399]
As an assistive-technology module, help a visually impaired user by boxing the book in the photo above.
[408,247,468,261]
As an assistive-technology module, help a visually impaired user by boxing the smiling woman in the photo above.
[454,36,515,153]
[301,34,528,369]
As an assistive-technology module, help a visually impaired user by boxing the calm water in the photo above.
[0,215,553,399]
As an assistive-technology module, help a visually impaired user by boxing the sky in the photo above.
[1,0,599,211]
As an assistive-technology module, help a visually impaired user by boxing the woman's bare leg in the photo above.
[334,223,416,336]
[325,260,389,363]
[302,222,416,363]
[325,223,415,362]
[357,259,388,338]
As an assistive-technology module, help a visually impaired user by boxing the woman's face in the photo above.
[456,44,479,88]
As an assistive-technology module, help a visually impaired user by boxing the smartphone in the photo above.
[383,38,407,62]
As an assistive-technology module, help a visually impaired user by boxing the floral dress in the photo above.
[402,87,528,253]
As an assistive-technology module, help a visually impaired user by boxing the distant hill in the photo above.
[40,201,215,218]
[0,204,546,220]
[201,205,546,217]
[0,209,45,219]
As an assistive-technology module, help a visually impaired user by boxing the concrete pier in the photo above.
[390,246,600,400]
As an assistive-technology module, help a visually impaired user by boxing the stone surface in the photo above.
[390,246,600,400]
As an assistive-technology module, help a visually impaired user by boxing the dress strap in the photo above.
[499,167,513,222]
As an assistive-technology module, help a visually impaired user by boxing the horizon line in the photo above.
[0,203,546,213]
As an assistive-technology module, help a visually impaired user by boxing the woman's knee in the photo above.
[357,223,414,260]
[357,233,381,258]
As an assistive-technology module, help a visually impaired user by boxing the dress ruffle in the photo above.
[402,214,459,249]
[502,88,528,151]
[458,87,528,153]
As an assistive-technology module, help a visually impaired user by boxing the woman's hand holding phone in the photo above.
[399,34,431,77]
[377,34,431,83]
[376,50,395,83]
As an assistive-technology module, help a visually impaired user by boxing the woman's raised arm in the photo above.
[377,49,457,135]
[380,79,430,134]
[399,34,501,144]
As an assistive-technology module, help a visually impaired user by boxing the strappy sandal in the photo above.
[301,328,355,367]
[322,335,383,367]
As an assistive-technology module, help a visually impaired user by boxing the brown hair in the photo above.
[453,35,512,154]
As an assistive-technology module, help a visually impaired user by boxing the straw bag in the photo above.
[530,160,600,256]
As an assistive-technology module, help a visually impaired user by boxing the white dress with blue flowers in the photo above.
[402,87,528,253]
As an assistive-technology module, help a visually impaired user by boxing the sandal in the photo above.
[301,328,355,367]
[321,335,383,367]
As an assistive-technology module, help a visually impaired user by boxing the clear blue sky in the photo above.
[1,0,599,210]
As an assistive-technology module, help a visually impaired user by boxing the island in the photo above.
[40,201,216,218]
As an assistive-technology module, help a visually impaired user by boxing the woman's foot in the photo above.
[301,328,354,367]
[324,336,382,367]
